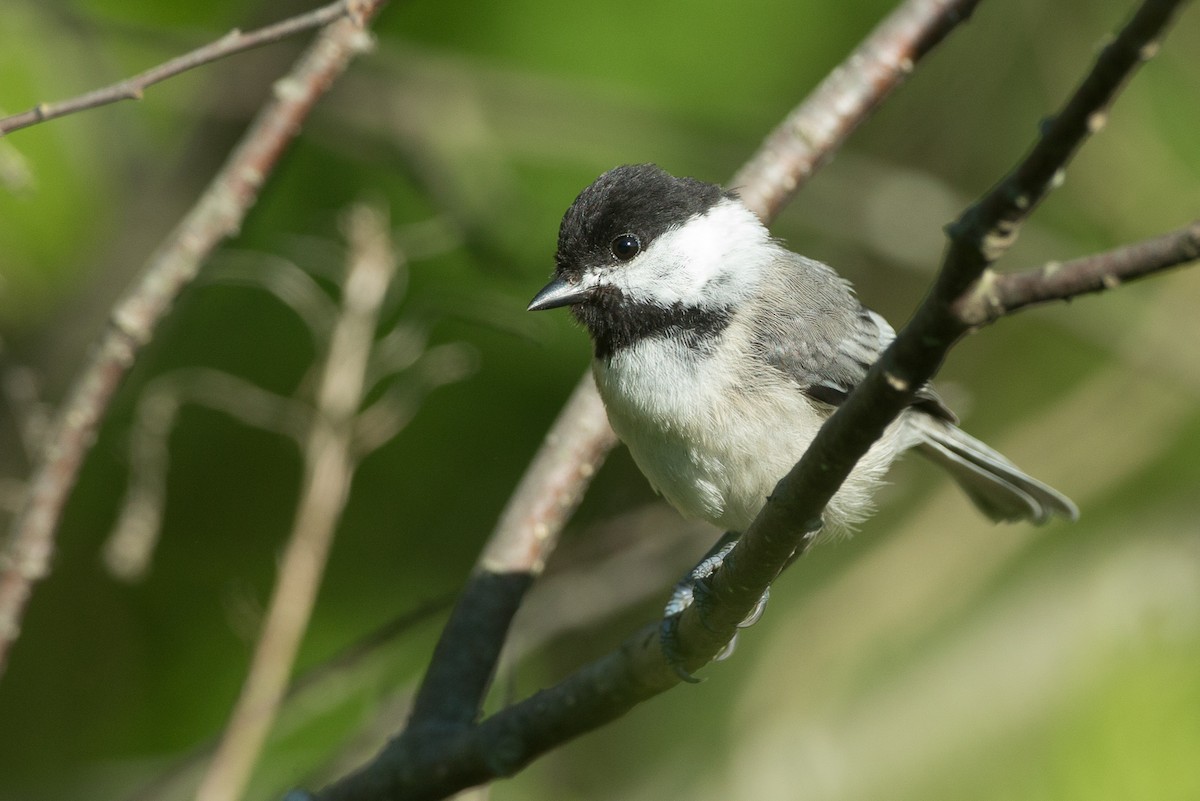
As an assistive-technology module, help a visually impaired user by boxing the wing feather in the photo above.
[750,251,954,421]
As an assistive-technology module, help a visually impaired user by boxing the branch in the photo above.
[194,206,399,801]
[935,0,1188,300]
[955,220,1200,324]
[306,1,1195,798]
[0,0,388,680]
[0,1,361,137]
[398,0,987,744]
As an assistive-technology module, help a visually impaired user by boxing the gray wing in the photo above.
[747,250,1079,525]
[749,251,954,421]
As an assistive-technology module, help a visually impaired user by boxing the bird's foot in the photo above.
[660,535,770,682]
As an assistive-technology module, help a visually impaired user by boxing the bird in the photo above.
[528,163,1077,543]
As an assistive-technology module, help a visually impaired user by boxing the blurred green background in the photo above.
[1,0,1198,799]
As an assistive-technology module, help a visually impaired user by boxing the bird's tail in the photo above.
[912,416,1078,525]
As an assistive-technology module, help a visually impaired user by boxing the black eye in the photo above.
[611,233,641,261]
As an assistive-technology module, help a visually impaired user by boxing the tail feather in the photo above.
[913,417,1078,525]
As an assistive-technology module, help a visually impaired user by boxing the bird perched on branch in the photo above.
[530,164,1077,541]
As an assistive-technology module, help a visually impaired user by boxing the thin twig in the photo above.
[399,0,988,744]
[196,206,398,801]
[955,220,1200,324]
[0,1,357,137]
[0,0,387,679]
[103,368,314,581]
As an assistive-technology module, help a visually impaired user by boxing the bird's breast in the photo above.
[593,336,822,531]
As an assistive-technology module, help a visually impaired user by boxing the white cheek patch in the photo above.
[611,199,769,307]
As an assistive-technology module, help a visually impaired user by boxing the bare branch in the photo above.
[955,220,1200,324]
[0,1,357,137]
[196,206,399,801]
[396,0,989,746]
[0,0,388,679]
[935,0,1189,300]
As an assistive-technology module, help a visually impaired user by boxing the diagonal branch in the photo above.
[0,0,362,137]
[0,0,390,680]
[400,0,988,741]
[935,0,1188,300]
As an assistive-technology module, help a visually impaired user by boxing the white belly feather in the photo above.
[593,335,906,533]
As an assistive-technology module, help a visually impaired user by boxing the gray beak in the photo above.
[527,275,594,311]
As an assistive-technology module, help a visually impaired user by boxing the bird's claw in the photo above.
[659,536,771,680]
[660,614,703,683]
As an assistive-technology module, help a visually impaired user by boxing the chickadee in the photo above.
[529,164,1077,539]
